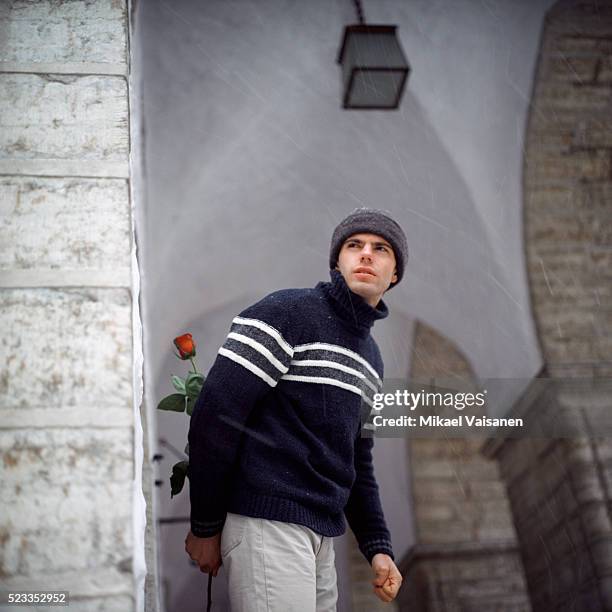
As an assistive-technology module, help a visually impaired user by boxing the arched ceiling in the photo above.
[138,0,556,417]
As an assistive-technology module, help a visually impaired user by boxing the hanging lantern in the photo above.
[337,3,410,110]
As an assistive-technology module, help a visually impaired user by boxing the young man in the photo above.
[185,208,407,610]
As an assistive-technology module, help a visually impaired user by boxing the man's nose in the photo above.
[360,245,373,258]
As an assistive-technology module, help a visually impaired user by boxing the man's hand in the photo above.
[185,530,222,576]
[371,553,402,603]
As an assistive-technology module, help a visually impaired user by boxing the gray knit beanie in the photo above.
[329,207,408,289]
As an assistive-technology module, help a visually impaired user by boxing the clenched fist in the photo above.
[185,530,222,576]
[370,553,403,603]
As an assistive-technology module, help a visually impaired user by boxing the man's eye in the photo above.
[377,246,388,251]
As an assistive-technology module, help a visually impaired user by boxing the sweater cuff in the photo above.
[361,539,395,565]
[191,515,226,538]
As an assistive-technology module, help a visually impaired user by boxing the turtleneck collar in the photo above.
[315,269,389,337]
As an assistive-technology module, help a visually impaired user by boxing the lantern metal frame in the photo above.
[336,24,410,110]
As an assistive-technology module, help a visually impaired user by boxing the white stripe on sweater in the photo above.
[289,359,377,393]
[228,332,289,373]
[293,342,381,383]
[281,374,373,406]
[219,347,278,387]
[233,316,294,356]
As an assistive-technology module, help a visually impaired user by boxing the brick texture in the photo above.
[396,322,531,611]
[496,1,612,611]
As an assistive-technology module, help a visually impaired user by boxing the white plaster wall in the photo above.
[140,0,552,413]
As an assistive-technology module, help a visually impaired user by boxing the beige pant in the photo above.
[220,512,338,612]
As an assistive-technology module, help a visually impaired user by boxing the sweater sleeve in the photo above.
[343,344,394,564]
[187,291,295,537]
[343,433,395,564]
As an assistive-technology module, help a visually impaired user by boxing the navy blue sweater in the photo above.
[188,269,394,563]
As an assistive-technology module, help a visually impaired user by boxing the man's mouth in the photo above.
[354,267,376,277]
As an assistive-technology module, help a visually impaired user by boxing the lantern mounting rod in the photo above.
[352,0,365,24]
[337,0,410,109]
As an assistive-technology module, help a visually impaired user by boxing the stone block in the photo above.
[1,568,134,602]
[599,54,612,81]
[507,451,570,518]
[471,480,509,499]
[594,363,612,377]
[525,150,611,182]
[415,503,455,522]
[401,551,531,612]
[0,74,128,163]
[538,310,596,338]
[0,0,126,65]
[592,308,612,342]
[413,479,469,503]
[0,288,132,411]
[411,459,458,479]
[0,177,130,271]
[590,249,612,276]
[65,596,134,612]
[575,181,612,210]
[547,363,596,378]
[593,221,612,246]
[410,438,484,460]
[0,596,134,612]
[0,428,133,577]
[571,471,606,506]
[572,117,612,148]
[547,55,599,83]
[594,438,612,461]
[600,575,612,610]
[531,277,612,310]
[525,126,575,151]
[525,210,596,244]
[497,438,551,484]
[524,180,611,217]
[534,302,594,330]
[534,82,612,112]
[580,501,612,541]
[457,457,502,479]
[543,335,597,363]
[595,335,612,361]
[525,184,577,211]
[0,494,132,577]
[475,522,517,543]
[551,34,612,56]
[0,428,133,487]
[418,519,475,544]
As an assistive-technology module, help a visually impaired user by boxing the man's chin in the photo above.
[347,280,377,298]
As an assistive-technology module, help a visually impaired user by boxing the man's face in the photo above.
[335,232,398,307]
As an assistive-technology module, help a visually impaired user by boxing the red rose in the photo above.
[174,333,196,359]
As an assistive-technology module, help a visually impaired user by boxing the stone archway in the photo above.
[490,1,612,610]
[398,321,531,611]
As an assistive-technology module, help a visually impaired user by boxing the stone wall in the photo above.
[524,0,612,377]
[398,322,531,611]
[491,1,612,611]
[0,2,141,610]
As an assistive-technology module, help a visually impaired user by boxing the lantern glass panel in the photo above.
[346,69,406,108]
[338,25,410,109]
[344,30,407,68]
